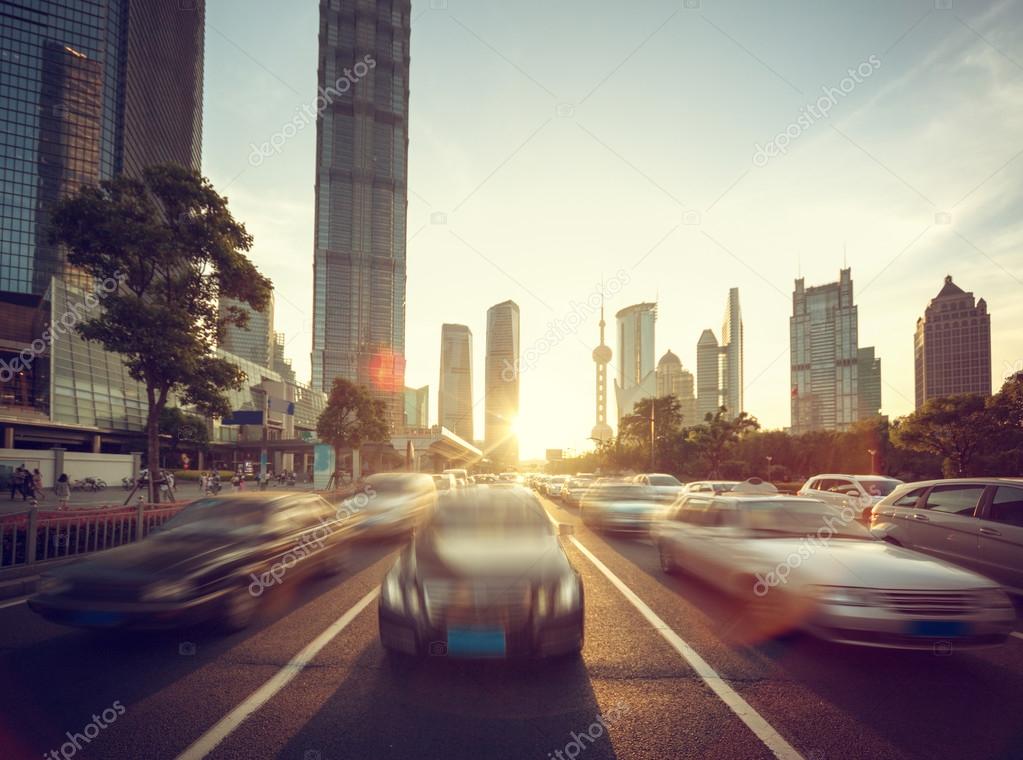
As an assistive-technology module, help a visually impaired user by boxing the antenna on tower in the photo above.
[843,242,848,269]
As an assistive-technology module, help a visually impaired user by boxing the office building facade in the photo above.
[220,293,275,368]
[403,385,428,429]
[656,350,698,425]
[311,0,411,434]
[695,329,720,422]
[914,275,991,407]
[484,301,520,465]
[720,287,743,418]
[438,323,473,441]
[790,268,881,434]
[614,302,656,423]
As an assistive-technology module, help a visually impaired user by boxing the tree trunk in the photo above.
[146,407,160,504]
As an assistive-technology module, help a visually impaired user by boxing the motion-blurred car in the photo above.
[632,473,685,503]
[432,473,456,493]
[652,493,1015,650]
[580,482,661,533]
[680,480,741,496]
[29,493,353,631]
[354,473,437,540]
[545,475,569,498]
[799,474,904,522]
[378,487,584,659]
[870,478,1023,595]
[442,468,470,489]
[561,476,596,507]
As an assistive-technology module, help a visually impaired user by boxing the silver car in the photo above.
[580,482,661,533]
[870,478,1023,595]
[652,493,1015,650]
[798,474,904,522]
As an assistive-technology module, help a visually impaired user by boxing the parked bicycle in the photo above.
[72,477,106,492]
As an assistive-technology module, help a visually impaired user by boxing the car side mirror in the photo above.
[558,523,575,537]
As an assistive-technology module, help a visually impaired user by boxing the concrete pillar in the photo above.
[2,426,13,449]
[197,450,205,471]
[130,451,142,481]
[52,447,66,484]
[91,434,101,454]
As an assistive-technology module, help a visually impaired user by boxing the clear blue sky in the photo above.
[203,0,1023,459]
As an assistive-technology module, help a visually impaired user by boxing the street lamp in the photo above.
[867,449,877,475]
[765,455,773,481]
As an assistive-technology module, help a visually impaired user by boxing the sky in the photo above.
[202,0,1023,460]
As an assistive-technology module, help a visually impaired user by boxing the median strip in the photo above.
[174,588,379,760]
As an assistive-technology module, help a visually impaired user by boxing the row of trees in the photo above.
[554,373,1023,482]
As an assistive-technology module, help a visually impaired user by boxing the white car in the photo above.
[442,468,469,489]
[798,474,904,522]
[652,493,1015,650]
[632,473,684,503]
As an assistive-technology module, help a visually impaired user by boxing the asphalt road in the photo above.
[1,494,1022,760]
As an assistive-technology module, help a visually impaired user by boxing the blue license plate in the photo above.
[907,620,969,637]
[446,627,506,657]
[73,610,124,627]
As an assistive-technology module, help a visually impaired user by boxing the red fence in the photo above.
[0,502,187,570]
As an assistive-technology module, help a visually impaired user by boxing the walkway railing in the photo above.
[0,502,187,570]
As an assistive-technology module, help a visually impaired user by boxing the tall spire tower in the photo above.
[591,298,614,443]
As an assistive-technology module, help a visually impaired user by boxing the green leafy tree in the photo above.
[159,407,209,469]
[691,407,760,478]
[50,164,271,501]
[316,378,389,485]
[891,394,995,477]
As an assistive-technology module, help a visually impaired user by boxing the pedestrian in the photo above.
[9,466,25,500]
[55,473,71,510]
[231,472,241,492]
[32,468,44,500]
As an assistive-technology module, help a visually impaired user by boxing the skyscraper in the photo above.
[591,301,613,443]
[696,330,720,422]
[720,287,744,418]
[914,275,992,407]
[614,303,657,423]
[311,0,411,433]
[0,0,204,299]
[439,323,474,441]
[790,268,881,434]
[403,385,429,429]
[220,293,275,368]
[656,350,698,425]
[485,301,520,465]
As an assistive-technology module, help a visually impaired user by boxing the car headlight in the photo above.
[554,574,582,614]
[811,586,874,606]
[38,576,71,596]
[976,587,1013,609]
[141,580,194,602]
[381,570,405,613]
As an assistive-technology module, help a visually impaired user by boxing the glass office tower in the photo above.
[311,0,412,433]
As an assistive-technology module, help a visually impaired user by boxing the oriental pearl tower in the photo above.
[591,298,614,443]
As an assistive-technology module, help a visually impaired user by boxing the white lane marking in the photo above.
[1011,632,1023,641]
[0,596,29,610]
[175,588,379,760]
[568,536,804,760]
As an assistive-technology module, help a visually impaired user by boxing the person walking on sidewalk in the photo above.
[9,466,26,500]
[55,473,71,510]
[31,469,44,501]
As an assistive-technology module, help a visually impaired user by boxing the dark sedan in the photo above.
[28,492,355,631]
[378,487,584,659]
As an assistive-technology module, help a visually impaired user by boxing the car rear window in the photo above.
[923,485,984,516]
[988,486,1023,527]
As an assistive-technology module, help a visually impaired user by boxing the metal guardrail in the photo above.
[0,503,186,570]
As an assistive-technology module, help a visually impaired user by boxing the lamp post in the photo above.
[766,455,773,481]
[867,448,877,475]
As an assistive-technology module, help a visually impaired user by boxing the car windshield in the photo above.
[853,478,902,497]
[649,475,681,487]
[159,497,268,535]
[589,484,651,501]
[743,500,871,539]
[432,493,551,533]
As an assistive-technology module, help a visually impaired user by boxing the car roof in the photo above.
[711,494,823,505]
[809,473,899,480]
[892,477,1023,488]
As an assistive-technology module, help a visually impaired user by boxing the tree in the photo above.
[891,394,995,477]
[159,407,209,469]
[50,164,271,501]
[691,407,760,478]
[316,378,389,485]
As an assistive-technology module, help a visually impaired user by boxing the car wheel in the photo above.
[658,542,677,574]
[221,585,260,632]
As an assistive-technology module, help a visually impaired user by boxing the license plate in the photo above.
[73,610,124,627]
[907,620,969,637]
[446,627,506,657]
